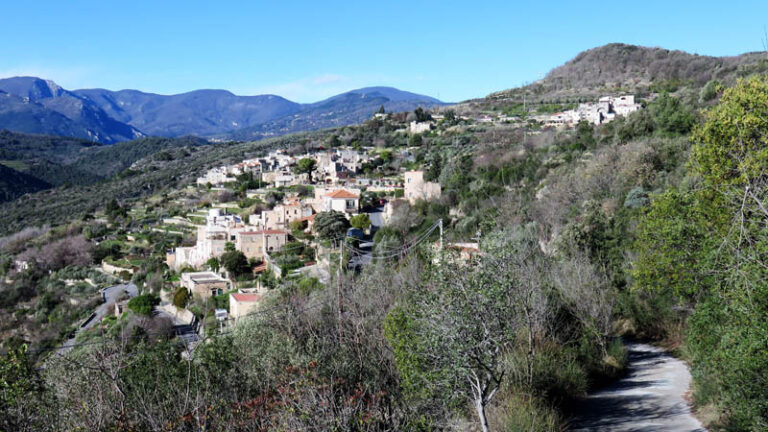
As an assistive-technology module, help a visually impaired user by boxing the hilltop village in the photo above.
[109,128,444,332]
[5,95,647,346]
[154,95,639,329]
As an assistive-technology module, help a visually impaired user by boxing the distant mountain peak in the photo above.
[0,76,67,100]
[0,77,144,143]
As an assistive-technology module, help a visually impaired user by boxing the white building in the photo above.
[166,209,246,270]
[545,95,641,127]
[323,189,359,213]
[196,167,235,186]
[409,121,432,134]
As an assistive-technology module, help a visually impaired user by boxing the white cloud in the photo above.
[311,74,347,85]
[233,73,397,103]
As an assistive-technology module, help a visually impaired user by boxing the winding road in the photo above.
[56,283,138,356]
[569,342,706,432]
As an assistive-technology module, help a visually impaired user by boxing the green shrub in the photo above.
[530,349,589,404]
[127,294,159,316]
[172,287,189,309]
[623,186,649,208]
[699,79,721,102]
[489,390,562,432]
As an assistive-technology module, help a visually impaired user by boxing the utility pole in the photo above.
[438,219,443,251]
[337,241,343,345]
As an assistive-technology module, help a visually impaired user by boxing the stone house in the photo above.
[404,171,441,204]
[235,229,289,261]
[229,292,263,320]
[248,201,313,230]
[180,271,231,299]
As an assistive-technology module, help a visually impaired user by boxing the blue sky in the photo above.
[1,1,767,102]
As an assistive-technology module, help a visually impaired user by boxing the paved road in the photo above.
[347,242,373,269]
[368,207,384,228]
[569,343,706,432]
[57,283,138,355]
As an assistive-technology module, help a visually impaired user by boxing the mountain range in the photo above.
[0,77,444,143]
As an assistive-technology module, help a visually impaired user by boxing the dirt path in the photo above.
[569,342,706,431]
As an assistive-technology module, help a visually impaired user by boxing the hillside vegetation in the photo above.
[0,130,329,233]
[487,43,768,102]
[0,132,210,205]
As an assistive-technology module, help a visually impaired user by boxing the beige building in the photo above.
[249,200,313,230]
[409,121,432,134]
[404,171,441,204]
[235,229,289,261]
[181,271,231,299]
[229,292,263,319]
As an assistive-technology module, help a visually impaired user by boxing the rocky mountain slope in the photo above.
[73,88,302,137]
[0,77,144,143]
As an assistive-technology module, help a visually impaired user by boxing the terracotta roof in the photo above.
[239,229,288,235]
[297,214,316,222]
[326,189,359,199]
[231,293,262,302]
[253,263,268,273]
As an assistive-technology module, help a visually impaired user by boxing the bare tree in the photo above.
[552,252,614,356]
[408,248,527,432]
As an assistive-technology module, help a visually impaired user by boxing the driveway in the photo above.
[368,206,384,228]
[568,342,706,431]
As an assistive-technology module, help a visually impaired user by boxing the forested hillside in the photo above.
[0,163,51,202]
[0,132,214,205]
[487,43,768,102]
